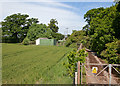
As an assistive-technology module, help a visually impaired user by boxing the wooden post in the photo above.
[77,43,82,84]
[75,43,82,85]
[77,61,80,84]
[109,64,112,86]
[81,63,83,84]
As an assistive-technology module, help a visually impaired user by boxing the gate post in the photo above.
[77,61,80,84]
[109,64,112,86]
[75,72,77,85]
[81,63,83,84]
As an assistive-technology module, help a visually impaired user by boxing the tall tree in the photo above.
[84,7,104,25]
[83,4,120,55]
[112,2,120,39]
[83,8,104,36]
[1,13,38,43]
[48,19,59,33]
[26,23,52,41]
[51,32,64,41]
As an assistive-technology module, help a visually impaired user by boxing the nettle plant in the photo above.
[64,48,88,78]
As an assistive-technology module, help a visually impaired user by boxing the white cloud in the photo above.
[0,0,114,2]
[1,2,85,34]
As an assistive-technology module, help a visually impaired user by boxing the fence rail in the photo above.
[75,63,120,85]
[75,43,120,85]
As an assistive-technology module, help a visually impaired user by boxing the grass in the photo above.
[82,66,86,84]
[0,43,2,85]
[2,43,73,84]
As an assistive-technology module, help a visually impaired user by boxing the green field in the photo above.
[2,43,72,84]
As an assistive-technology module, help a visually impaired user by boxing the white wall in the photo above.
[36,39,40,45]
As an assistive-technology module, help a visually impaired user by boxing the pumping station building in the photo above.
[36,38,56,45]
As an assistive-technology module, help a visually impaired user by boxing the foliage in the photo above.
[26,23,52,41]
[65,30,88,48]
[101,40,120,64]
[64,49,88,78]
[26,21,64,42]
[2,36,19,43]
[22,37,30,45]
[48,19,59,33]
[112,1,120,39]
[84,7,104,25]
[0,28,2,43]
[2,43,72,84]
[114,0,120,3]
[51,32,64,41]
[1,13,62,43]
[83,4,120,56]
[69,43,77,48]
[1,13,38,43]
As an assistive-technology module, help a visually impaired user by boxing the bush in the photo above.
[29,41,35,45]
[64,49,88,78]
[69,43,77,48]
[101,40,120,64]
[2,36,19,43]
[65,30,89,48]
[22,37,30,45]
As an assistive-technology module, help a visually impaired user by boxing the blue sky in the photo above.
[0,0,115,34]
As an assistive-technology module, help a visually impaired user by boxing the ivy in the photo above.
[64,48,88,78]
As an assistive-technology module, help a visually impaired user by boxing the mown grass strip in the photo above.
[2,43,72,84]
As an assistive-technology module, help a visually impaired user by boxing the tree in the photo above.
[83,4,120,55]
[1,13,38,43]
[48,19,59,33]
[84,7,104,25]
[112,2,120,39]
[101,40,120,64]
[51,32,64,41]
[26,23,52,41]
[83,7,104,36]
[65,30,89,48]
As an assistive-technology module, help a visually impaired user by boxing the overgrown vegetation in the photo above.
[65,30,90,48]
[83,2,120,64]
[101,40,120,64]
[64,49,88,78]
[65,2,120,64]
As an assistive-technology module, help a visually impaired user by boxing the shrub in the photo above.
[101,40,120,64]
[69,43,77,48]
[22,37,30,45]
[64,48,88,78]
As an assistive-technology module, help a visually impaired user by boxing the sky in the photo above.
[0,0,115,34]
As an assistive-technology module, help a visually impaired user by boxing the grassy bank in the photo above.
[2,43,72,84]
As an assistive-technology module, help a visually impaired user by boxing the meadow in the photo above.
[2,43,72,84]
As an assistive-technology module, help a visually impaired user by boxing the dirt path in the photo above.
[85,49,118,84]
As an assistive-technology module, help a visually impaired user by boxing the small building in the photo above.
[36,38,56,45]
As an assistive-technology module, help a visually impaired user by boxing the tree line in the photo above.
[0,13,64,44]
[65,2,120,64]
